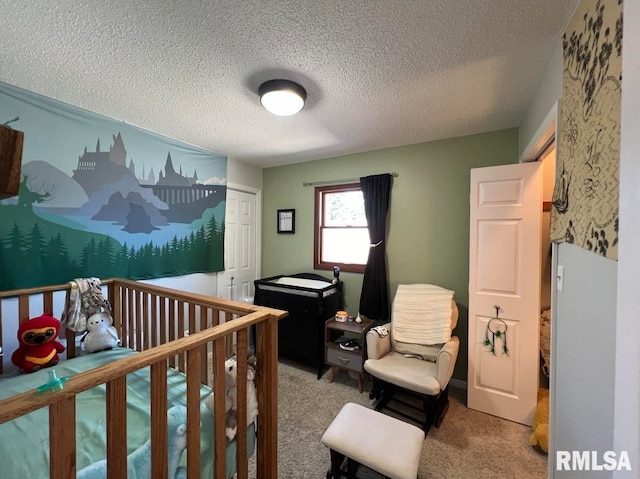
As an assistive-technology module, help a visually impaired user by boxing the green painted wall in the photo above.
[261,128,518,381]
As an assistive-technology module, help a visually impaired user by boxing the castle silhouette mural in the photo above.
[0,82,227,289]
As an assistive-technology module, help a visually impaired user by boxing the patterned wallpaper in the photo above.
[551,0,623,260]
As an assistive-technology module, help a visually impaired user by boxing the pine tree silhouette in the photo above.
[80,238,98,274]
[0,237,6,290]
[44,233,71,284]
[5,222,25,285]
[26,222,46,281]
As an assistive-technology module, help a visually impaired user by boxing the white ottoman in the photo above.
[321,402,424,479]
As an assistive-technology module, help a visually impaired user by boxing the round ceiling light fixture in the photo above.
[259,79,307,116]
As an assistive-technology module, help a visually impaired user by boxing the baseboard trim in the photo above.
[450,378,468,390]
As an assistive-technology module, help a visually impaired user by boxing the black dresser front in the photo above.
[253,274,342,379]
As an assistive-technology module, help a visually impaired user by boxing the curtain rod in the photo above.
[302,172,398,187]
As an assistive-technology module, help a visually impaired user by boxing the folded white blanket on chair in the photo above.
[392,284,454,345]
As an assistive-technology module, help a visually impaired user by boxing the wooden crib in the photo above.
[0,278,287,479]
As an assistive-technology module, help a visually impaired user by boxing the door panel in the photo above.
[477,220,520,295]
[468,162,542,426]
[217,189,257,302]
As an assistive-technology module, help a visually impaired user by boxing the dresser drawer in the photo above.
[326,347,363,373]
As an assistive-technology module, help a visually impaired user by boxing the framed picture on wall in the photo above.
[277,209,295,234]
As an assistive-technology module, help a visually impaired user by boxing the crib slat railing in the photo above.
[256,314,279,479]
[0,309,285,478]
[200,306,209,386]
[225,310,234,358]
[236,328,249,479]
[151,362,168,479]
[128,288,135,349]
[113,281,125,348]
[135,290,143,351]
[0,306,3,376]
[178,300,186,374]
[0,310,271,423]
[212,335,227,479]
[186,346,202,479]
[0,279,286,479]
[168,298,176,369]
[107,282,115,318]
[159,295,167,350]
[43,290,54,315]
[107,376,128,478]
[111,278,257,316]
[142,292,150,350]
[66,329,77,359]
[49,395,76,479]
[18,294,29,324]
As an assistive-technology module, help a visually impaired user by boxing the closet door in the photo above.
[217,188,258,302]
[468,162,542,426]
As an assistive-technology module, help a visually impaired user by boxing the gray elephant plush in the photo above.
[77,405,188,479]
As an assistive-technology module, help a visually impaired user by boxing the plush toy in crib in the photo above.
[204,355,259,441]
[77,405,188,479]
[11,314,65,373]
[81,312,121,353]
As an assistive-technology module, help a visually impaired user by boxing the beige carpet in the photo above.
[249,359,547,479]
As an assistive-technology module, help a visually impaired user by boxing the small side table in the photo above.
[324,317,373,392]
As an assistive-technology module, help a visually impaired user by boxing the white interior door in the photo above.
[217,187,258,302]
[468,162,542,426]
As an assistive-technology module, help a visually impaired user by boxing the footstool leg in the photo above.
[328,449,345,479]
[347,457,359,476]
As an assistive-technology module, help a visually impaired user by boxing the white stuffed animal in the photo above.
[82,312,121,353]
[204,355,258,440]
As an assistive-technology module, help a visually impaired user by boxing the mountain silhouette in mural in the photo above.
[69,133,223,224]
[92,191,168,227]
[75,175,167,218]
[122,203,159,233]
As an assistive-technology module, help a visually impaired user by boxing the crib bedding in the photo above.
[0,348,255,478]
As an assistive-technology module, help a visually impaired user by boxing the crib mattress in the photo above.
[0,347,255,478]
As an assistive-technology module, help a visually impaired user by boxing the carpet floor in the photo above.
[249,359,547,478]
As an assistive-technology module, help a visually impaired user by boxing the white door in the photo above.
[468,162,542,426]
[217,187,258,302]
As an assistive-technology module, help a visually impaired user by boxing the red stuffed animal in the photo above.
[12,314,65,373]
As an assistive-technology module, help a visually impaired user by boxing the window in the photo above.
[314,183,369,273]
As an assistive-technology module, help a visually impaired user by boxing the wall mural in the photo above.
[551,0,623,260]
[0,82,227,289]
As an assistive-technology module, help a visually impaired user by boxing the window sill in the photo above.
[315,262,365,274]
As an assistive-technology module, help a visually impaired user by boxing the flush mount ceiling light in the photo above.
[259,79,307,116]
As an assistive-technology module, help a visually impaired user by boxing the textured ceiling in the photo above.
[0,0,577,168]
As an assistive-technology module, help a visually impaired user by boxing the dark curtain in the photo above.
[358,174,392,320]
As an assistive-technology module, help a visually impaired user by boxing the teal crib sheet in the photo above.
[0,347,255,478]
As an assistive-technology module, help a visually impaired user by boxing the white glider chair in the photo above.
[364,284,459,432]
